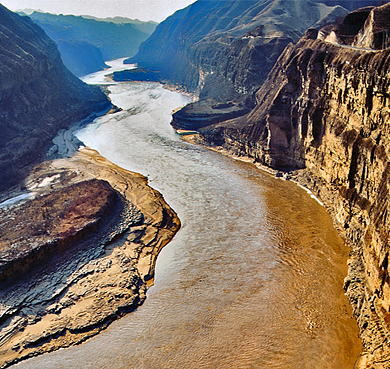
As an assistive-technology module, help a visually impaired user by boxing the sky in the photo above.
[0,0,195,22]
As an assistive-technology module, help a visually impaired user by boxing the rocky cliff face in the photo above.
[0,5,111,191]
[195,3,390,367]
[129,0,349,104]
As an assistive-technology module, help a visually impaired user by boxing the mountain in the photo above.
[26,12,153,76]
[0,4,111,191]
[127,0,350,105]
[56,39,107,77]
[187,4,390,367]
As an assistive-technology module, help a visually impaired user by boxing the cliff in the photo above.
[194,3,390,367]
[0,4,111,191]
[127,0,349,105]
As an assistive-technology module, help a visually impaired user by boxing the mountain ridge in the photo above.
[25,11,153,76]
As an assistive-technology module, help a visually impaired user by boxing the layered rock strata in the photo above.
[0,4,111,192]
[0,148,180,368]
[171,100,250,130]
[187,4,390,367]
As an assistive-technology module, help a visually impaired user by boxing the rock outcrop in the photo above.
[0,4,111,191]
[171,100,251,130]
[191,3,390,367]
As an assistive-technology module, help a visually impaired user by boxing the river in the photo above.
[15,60,361,368]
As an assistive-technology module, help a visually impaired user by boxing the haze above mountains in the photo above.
[2,0,195,22]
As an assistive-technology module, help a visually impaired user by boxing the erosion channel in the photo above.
[15,59,361,369]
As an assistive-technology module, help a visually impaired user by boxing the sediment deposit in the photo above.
[0,148,180,368]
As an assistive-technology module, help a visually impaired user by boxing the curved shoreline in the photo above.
[0,148,180,369]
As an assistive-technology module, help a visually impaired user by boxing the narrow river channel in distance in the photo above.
[15,59,361,369]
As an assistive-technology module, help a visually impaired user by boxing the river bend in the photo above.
[15,60,361,369]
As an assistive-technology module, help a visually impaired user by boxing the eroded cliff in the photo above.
[191,3,390,367]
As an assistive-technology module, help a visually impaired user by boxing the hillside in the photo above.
[0,4,111,191]
[127,0,350,104]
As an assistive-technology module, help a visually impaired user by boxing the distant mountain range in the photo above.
[81,15,157,34]
[19,11,157,76]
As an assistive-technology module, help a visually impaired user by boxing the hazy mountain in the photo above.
[25,11,153,76]
[81,15,158,34]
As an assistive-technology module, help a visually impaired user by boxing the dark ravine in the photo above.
[175,3,390,367]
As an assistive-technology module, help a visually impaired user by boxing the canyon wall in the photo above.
[0,7,181,366]
[129,0,349,104]
[0,4,111,191]
[193,4,390,367]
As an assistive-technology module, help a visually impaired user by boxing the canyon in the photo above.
[128,0,352,102]
[2,0,390,367]
[26,12,156,76]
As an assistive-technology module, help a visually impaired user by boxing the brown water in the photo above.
[15,61,361,369]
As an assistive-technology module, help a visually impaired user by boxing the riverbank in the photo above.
[0,147,180,369]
